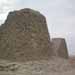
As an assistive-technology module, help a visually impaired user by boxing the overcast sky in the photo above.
[0,0,75,56]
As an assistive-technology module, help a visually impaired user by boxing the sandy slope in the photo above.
[0,57,75,75]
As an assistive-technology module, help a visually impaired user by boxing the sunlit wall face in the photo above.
[0,0,75,56]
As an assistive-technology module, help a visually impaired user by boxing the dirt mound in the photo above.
[0,57,75,75]
[0,8,52,61]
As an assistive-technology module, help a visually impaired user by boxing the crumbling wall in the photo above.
[52,38,68,59]
[0,8,52,61]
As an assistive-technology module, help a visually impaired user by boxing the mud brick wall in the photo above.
[0,8,52,61]
[52,38,68,59]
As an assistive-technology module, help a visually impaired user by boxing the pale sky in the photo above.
[0,0,75,56]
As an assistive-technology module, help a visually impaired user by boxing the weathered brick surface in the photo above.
[52,38,68,59]
[0,8,52,61]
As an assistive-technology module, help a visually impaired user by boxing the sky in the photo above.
[0,0,75,56]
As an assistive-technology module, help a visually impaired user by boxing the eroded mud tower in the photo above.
[0,8,52,61]
[52,38,68,59]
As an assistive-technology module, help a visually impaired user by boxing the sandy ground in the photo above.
[0,57,75,75]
